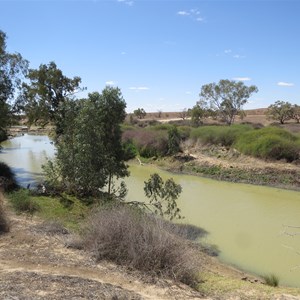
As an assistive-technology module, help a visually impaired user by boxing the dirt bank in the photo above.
[154,144,300,191]
[1,197,300,299]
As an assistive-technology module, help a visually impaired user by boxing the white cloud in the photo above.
[177,11,190,16]
[233,77,251,81]
[224,49,232,54]
[277,82,294,87]
[105,80,116,86]
[121,51,126,55]
[233,54,245,59]
[185,91,192,95]
[117,0,134,6]
[129,86,150,90]
[177,9,205,22]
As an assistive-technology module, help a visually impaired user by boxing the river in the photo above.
[1,134,300,287]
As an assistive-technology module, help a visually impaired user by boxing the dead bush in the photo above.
[82,205,202,286]
[0,193,10,234]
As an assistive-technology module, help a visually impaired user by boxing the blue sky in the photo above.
[1,0,300,113]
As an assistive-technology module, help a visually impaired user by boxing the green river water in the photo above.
[1,134,300,287]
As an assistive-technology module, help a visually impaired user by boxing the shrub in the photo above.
[190,125,252,147]
[0,193,10,234]
[82,205,202,286]
[178,126,192,140]
[235,127,300,162]
[8,189,40,215]
[263,273,279,287]
[122,128,168,158]
[0,162,18,192]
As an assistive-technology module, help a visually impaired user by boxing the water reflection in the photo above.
[0,134,55,187]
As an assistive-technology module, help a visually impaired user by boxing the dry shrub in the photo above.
[82,205,202,286]
[0,193,10,234]
[122,129,168,157]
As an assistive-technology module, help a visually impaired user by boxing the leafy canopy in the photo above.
[199,79,258,125]
[0,30,28,136]
[266,100,293,124]
[18,61,84,135]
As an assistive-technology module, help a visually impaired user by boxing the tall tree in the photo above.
[199,79,258,125]
[45,87,129,197]
[266,100,293,124]
[19,61,84,135]
[0,30,28,139]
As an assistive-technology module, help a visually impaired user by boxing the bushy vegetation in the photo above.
[190,124,252,147]
[0,193,10,234]
[263,273,280,287]
[234,127,300,162]
[8,189,40,215]
[82,205,202,286]
[122,128,168,158]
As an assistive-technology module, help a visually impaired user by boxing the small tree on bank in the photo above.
[144,173,182,220]
[44,86,129,197]
[199,79,258,125]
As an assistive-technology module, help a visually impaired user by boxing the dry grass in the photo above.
[82,205,202,287]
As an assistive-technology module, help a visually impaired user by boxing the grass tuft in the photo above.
[8,189,40,215]
[263,273,279,287]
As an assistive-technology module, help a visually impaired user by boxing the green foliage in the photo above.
[18,61,84,135]
[177,126,192,140]
[0,30,28,133]
[33,193,89,231]
[263,273,279,287]
[199,79,258,125]
[8,189,40,215]
[133,107,146,119]
[190,104,206,127]
[82,205,201,286]
[266,100,293,124]
[190,125,252,147]
[122,140,138,160]
[167,126,181,155]
[122,128,168,158]
[144,173,182,220]
[234,126,300,162]
[45,86,129,197]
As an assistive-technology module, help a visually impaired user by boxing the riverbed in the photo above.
[1,134,300,287]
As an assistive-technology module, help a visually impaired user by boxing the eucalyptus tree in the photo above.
[45,87,129,198]
[266,100,293,124]
[0,30,28,139]
[199,79,258,125]
[19,61,84,135]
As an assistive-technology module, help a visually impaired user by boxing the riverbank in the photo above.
[1,195,300,299]
[146,145,300,191]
